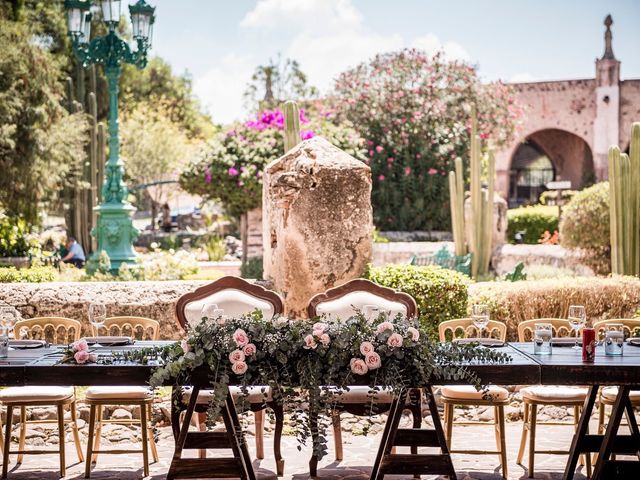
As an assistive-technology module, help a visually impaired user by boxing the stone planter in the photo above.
[0,257,30,269]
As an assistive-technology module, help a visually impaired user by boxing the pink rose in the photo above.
[88,353,97,363]
[376,322,394,333]
[74,339,89,352]
[407,327,420,342]
[74,350,90,364]
[365,352,381,369]
[229,349,246,364]
[243,343,256,356]
[303,334,317,349]
[180,340,191,353]
[232,329,249,347]
[387,333,403,348]
[359,341,374,355]
[313,322,328,332]
[319,333,330,346]
[231,361,248,375]
[312,329,324,338]
[350,358,369,375]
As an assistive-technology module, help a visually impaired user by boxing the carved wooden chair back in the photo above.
[14,317,82,344]
[517,318,573,342]
[92,316,160,340]
[307,279,418,321]
[592,318,640,341]
[175,276,284,330]
[439,318,507,342]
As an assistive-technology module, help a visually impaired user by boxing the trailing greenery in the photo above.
[507,205,559,244]
[149,312,509,459]
[364,264,470,339]
[0,266,56,283]
[559,182,610,274]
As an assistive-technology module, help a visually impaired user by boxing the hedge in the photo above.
[469,276,640,341]
[507,205,559,244]
[364,264,470,339]
[0,266,57,283]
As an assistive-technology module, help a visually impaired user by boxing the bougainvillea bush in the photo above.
[179,108,364,217]
[332,49,522,231]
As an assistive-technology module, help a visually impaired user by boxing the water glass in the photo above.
[362,305,380,322]
[472,304,490,338]
[0,332,8,358]
[88,302,107,335]
[533,322,553,355]
[201,303,220,322]
[568,305,586,350]
[604,323,624,356]
[0,306,18,339]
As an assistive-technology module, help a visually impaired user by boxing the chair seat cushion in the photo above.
[85,386,152,400]
[327,386,395,404]
[441,385,509,402]
[601,387,640,403]
[0,386,74,403]
[183,386,273,404]
[520,386,588,403]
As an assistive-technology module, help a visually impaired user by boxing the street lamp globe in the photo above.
[129,0,156,45]
[100,0,122,25]
[64,0,90,38]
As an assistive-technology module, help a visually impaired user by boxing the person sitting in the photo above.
[61,237,86,268]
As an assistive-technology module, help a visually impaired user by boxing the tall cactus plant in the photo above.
[447,107,496,278]
[609,122,640,276]
[283,100,301,152]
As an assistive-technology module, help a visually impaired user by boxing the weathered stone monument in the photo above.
[262,103,372,316]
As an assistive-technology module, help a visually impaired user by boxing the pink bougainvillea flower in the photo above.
[375,145,384,153]
[301,130,315,140]
[228,167,239,176]
[404,167,412,175]
[378,174,385,182]
[428,168,438,175]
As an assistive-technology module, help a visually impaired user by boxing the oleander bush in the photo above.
[365,264,470,339]
[469,275,640,340]
[559,182,610,274]
[506,205,559,244]
[0,266,57,283]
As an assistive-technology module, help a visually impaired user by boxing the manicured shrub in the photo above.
[507,205,559,244]
[365,264,470,339]
[559,182,610,274]
[0,266,57,283]
[539,190,577,206]
[469,275,640,340]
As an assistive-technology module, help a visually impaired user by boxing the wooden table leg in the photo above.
[591,385,631,479]
[563,385,598,480]
[224,394,256,480]
[370,389,406,480]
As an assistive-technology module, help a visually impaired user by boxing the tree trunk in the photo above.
[240,212,248,266]
[150,201,158,231]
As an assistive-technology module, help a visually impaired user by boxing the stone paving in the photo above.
[0,410,613,480]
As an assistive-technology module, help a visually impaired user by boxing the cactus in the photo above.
[609,122,640,276]
[282,100,301,152]
[448,157,466,256]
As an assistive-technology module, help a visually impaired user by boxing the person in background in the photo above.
[61,237,86,268]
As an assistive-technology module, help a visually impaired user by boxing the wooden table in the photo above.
[0,342,638,480]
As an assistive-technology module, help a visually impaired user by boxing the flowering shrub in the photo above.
[150,311,508,458]
[179,108,365,217]
[333,49,522,231]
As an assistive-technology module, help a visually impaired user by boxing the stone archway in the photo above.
[508,129,594,206]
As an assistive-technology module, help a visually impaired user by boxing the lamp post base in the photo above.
[87,202,139,274]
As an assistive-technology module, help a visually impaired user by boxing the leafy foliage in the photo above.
[240,256,263,279]
[507,205,559,244]
[503,262,527,282]
[0,215,36,257]
[364,264,470,339]
[559,182,610,274]
[150,312,509,459]
[0,265,56,283]
[332,49,522,231]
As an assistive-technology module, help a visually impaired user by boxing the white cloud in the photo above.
[193,53,254,124]
[509,72,537,83]
[411,33,470,62]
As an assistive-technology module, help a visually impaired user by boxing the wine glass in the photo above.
[568,305,586,350]
[0,306,19,339]
[201,303,220,322]
[472,304,490,338]
[362,304,380,322]
[88,302,107,336]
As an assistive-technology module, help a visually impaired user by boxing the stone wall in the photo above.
[0,281,210,340]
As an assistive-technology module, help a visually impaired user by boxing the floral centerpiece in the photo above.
[150,311,509,457]
[61,339,97,364]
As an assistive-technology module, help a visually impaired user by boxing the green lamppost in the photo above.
[64,0,155,273]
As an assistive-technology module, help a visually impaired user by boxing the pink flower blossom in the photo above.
[387,333,403,348]
[180,340,191,353]
[231,361,248,375]
[73,339,89,352]
[228,167,239,176]
[369,150,374,157]
[301,130,315,140]
[404,167,412,175]
[407,327,420,342]
[376,322,394,333]
[350,358,369,375]
[428,168,438,175]
[312,329,324,338]
[88,353,97,362]
[375,145,384,153]
[303,334,317,349]
[74,350,90,364]
[319,333,331,346]
[365,352,381,369]
[242,343,257,356]
[360,341,374,355]
[232,329,249,347]
[378,174,385,182]
[416,153,421,159]
[229,349,246,364]
[313,322,328,332]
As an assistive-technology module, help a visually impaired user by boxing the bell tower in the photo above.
[593,14,621,179]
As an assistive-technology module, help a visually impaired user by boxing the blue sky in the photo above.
[148,0,640,124]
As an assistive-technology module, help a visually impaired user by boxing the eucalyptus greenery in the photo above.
[149,311,509,458]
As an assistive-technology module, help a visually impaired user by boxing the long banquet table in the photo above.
[0,341,638,480]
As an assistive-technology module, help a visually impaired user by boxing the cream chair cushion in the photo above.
[315,291,407,321]
[184,289,276,326]
[183,386,273,404]
[0,386,74,403]
[85,386,153,400]
[328,386,395,404]
[441,385,509,402]
[601,386,640,403]
[521,386,588,403]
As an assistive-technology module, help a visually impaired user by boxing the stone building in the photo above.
[495,15,640,206]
